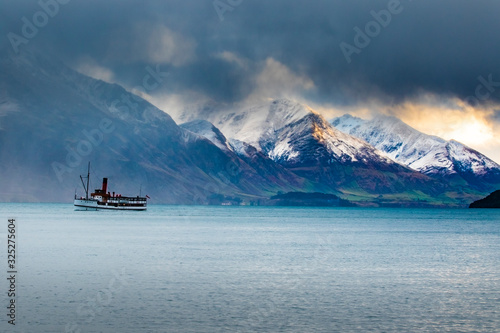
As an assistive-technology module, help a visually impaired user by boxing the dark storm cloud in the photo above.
[3,0,500,107]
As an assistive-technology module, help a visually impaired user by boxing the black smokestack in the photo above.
[102,178,108,193]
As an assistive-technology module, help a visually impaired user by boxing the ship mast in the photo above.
[86,161,90,200]
[80,162,91,200]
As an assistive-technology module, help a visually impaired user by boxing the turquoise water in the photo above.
[0,204,499,332]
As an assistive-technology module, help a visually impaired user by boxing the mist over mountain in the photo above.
[0,50,313,203]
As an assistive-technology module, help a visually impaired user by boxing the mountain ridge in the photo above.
[332,114,500,192]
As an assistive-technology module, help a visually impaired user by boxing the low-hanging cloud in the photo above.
[246,58,315,104]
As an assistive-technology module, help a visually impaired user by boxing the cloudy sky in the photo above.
[3,0,500,162]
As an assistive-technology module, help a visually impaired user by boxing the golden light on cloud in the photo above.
[395,102,493,145]
[386,96,500,163]
[446,117,494,145]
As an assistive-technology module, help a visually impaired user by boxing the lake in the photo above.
[0,204,499,332]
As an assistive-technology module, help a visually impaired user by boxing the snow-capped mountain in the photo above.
[205,99,393,166]
[180,119,232,152]
[189,99,450,199]
[180,119,270,159]
[332,114,500,190]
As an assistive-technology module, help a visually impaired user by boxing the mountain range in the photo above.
[181,100,455,203]
[1,49,498,207]
[332,114,500,192]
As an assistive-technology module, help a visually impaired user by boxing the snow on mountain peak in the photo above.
[200,99,397,167]
[208,99,311,148]
[332,114,500,187]
[446,140,499,175]
[330,114,364,133]
[180,119,232,151]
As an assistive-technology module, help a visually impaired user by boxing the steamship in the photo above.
[74,163,148,211]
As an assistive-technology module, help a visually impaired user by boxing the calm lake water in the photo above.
[0,204,499,332]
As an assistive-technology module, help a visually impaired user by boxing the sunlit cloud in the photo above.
[388,97,495,144]
[375,95,500,163]
[244,58,315,104]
